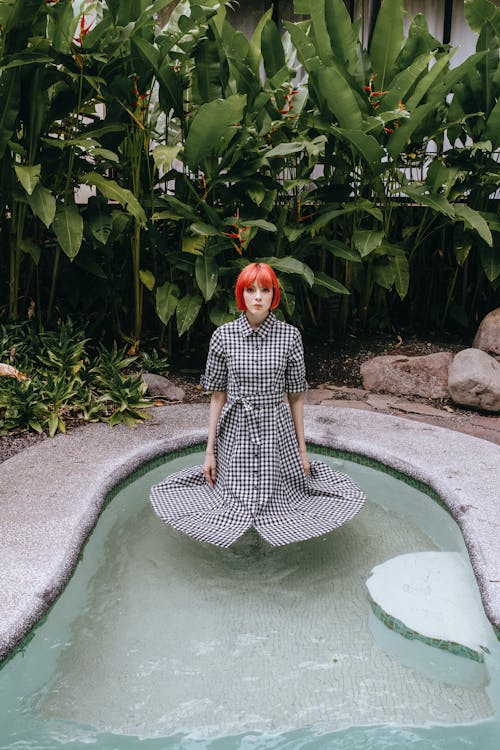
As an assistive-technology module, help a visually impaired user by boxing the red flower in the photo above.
[73,15,94,46]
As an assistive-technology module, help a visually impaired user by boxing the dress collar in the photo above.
[238,311,276,338]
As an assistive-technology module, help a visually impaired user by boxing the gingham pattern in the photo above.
[150,312,366,547]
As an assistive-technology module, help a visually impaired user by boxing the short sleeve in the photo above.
[200,329,228,392]
[285,329,307,393]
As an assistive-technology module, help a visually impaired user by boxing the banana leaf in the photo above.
[195,253,219,301]
[82,173,147,226]
[54,203,83,261]
[156,281,180,326]
[27,184,56,228]
[0,68,20,159]
[183,94,247,168]
[176,294,202,336]
[369,0,404,88]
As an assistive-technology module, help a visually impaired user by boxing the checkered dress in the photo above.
[150,312,366,547]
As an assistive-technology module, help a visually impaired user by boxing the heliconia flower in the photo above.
[73,14,94,46]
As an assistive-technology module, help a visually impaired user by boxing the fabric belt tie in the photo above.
[223,393,284,447]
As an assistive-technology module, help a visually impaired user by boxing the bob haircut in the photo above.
[235,262,280,311]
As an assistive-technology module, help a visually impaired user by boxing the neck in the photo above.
[245,310,269,330]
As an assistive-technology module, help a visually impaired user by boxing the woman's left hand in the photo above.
[299,449,311,475]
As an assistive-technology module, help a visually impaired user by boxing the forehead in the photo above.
[246,273,272,287]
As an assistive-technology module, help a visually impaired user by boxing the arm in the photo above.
[287,392,311,475]
[203,391,227,487]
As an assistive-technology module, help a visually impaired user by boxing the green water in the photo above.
[1,451,499,750]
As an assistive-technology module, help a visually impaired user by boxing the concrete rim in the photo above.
[0,404,499,662]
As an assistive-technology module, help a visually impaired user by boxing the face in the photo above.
[243,279,273,319]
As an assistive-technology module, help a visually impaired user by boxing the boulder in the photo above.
[360,352,453,399]
[448,348,500,412]
[473,308,500,358]
[142,373,185,401]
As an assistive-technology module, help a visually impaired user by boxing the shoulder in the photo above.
[209,318,240,346]
[272,318,302,342]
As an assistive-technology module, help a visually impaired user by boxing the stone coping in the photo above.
[0,405,499,662]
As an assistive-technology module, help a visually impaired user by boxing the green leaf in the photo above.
[406,52,454,109]
[89,147,119,163]
[82,173,147,226]
[386,102,435,160]
[484,96,500,148]
[157,63,184,118]
[193,32,222,103]
[132,37,160,70]
[152,144,181,173]
[183,94,247,168]
[176,294,202,337]
[54,203,83,261]
[283,20,319,74]
[247,7,274,74]
[381,52,433,110]
[402,185,455,218]
[261,18,286,80]
[195,254,219,301]
[465,0,500,34]
[353,229,384,257]
[244,219,277,232]
[332,127,385,171]
[139,269,155,291]
[87,198,113,245]
[190,221,220,236]
[314,271,350,295]
[28,184,56,228]
[324,0,359,74]
[453,204,493,246]
[257,256,315,287]
[479,211,500,233]
[312,200,383,230]
[0,68,20,159]
[19,238,41,264]
[15,164,41,195]
[372,261,396,290]
[210,306,237,327]
[48,412,58,439]
[182,235,206,255]
[322,239,362,262]
[479,244,500,282]
[155,282,180,326]
[370,0,404,88]
[266,142,307,158]
[279,280,296,316]
[392,252,410,299]
[310,64,363,129]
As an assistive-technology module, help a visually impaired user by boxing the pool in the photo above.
[1,449,499,749]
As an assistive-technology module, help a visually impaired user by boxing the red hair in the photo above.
[235,262,280,311]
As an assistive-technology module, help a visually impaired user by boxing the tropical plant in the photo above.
[0,0,498,347]
[0,320,152,435]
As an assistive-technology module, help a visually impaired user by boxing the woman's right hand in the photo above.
[203,451,217,487]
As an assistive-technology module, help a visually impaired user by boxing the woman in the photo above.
[150,263,365,547]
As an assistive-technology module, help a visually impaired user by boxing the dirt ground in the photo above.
[1,332,499,464]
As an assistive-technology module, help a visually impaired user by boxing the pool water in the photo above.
[1,450,499,750]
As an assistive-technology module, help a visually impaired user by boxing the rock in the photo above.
[360,352,453,399]
[366,552,491,662]
[473,308,500,358]
[448,348,500,412]
[142,373,185,401]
